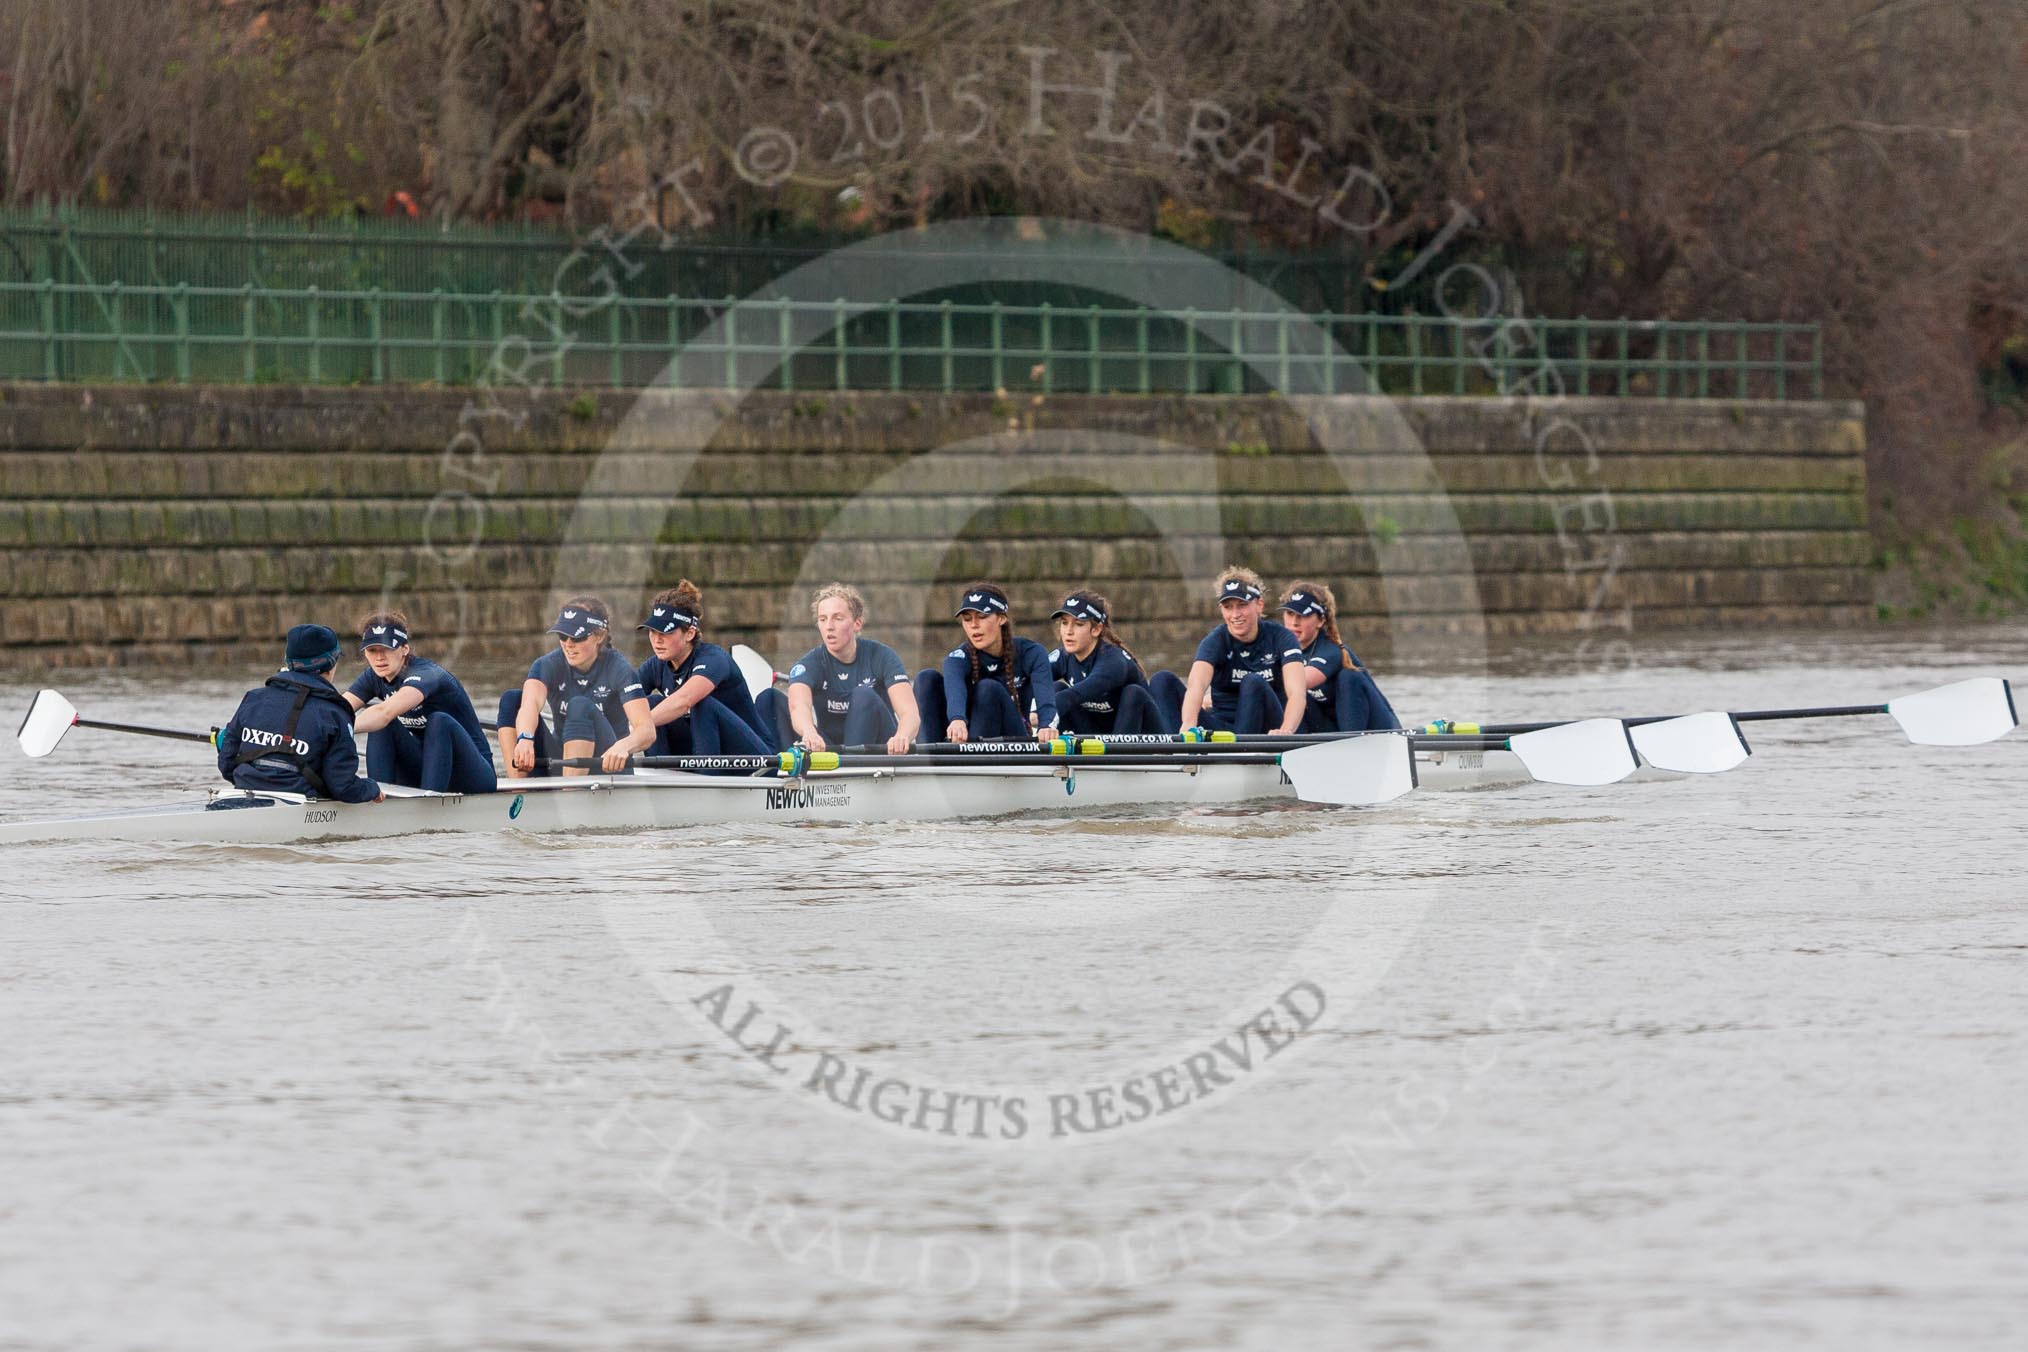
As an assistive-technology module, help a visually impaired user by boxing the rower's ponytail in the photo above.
[1062,587,1144,683]
[1281,580,1359,670]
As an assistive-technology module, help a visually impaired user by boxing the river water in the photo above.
[2,623,2024,1351]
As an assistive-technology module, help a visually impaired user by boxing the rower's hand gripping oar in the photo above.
[17,689,217,759]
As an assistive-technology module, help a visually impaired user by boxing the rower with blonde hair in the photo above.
[774,583,920,754]
[1151,567,1308,736]
[1277,581,1401,733]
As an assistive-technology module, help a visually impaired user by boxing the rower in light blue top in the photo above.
[1151,567,1309,736]
[770,583,921,753]
[634,580,773,764]
[498,596,655,777]
[342,608,497,793]
[1277,580,1402,733]
[913,583,1059,743]
[1047,589,1169,736]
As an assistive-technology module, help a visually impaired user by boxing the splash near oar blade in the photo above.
[1279,732,1416,806]
[1886,677,2018,746]
[1630,711,1752,774]
[17,690,78,759]
[1509,718,1638,786]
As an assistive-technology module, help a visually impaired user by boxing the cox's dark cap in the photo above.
[547,606,609,641]
[1279,591,1326,618]
[284,623,341,671]
[638,604,699,634]
[1218,578,1263,603]
[954,588,1009,618]
[360,621,410,650]
[1051,595,1107,625]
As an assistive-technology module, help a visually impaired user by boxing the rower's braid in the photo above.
[960,582,1020,715]
[1000,616,1024,710]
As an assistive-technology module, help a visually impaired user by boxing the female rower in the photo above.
[912,583,1058,743]
[342,610,497,793]
[1277,581,1403,733]
[497,597,655,777]
[1150,567,1307,736]
[635,581,773,759]
[1048,589,1169,736]
[769,583,920,754]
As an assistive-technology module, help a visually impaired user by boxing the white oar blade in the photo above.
[1887,677,2018,746]
[732,644,778,700]
[1631,711,1751,774]
[1281,732,1416,806]
[1510,718,1638,786]
[17,689,79,758]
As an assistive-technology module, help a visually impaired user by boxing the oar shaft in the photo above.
[1479,703,1886,735]
[870,734,1510,755]
[75,717,214,745]
[545,751,1292,772]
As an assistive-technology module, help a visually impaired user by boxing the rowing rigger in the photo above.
[1,677,2015,846]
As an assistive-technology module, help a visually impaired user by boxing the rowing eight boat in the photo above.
[0,746,1531,846]
[4,676,2011,846]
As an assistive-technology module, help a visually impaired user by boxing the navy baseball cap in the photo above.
[547,606,608,640]
[954,588,1009,617]
[284,623,342,672]
[1218,578,1264,603]
[1280,591,1326,618]
[359,621,410,650]
[638,603,699,634]
[1051,595,1106,625]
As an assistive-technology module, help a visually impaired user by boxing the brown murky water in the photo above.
[2,623,2025,1350]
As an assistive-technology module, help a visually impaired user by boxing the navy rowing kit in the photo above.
[1194,620,1305,723]
[347,656,496,793]
[1047,642,1168,735]
[914,637,1058,739]
[777,639,910,746]
[217,670,380,802]
[637,641,772,758]
[498,646,646,762]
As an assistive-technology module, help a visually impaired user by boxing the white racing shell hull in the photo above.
[0,749,1529,846]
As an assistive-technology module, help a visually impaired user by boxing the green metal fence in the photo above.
[0,280,1821,399]
[0,204,1399,320]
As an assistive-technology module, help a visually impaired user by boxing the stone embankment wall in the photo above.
[0,384,1870,671]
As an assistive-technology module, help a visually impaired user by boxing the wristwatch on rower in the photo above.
[517,732,535,743]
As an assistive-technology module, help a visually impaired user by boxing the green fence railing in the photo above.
[0,280,1824,399]
[0,204,1433,321]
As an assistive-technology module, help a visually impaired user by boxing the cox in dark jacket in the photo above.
[216,627,384,804]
